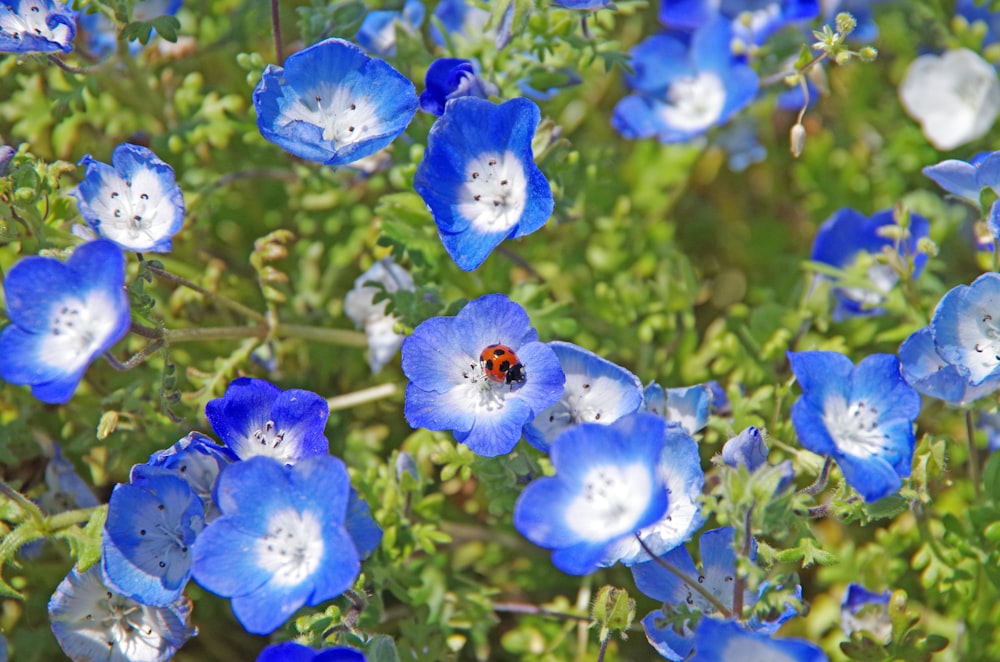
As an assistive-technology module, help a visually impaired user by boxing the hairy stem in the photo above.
[105,339,165,370]
[145,262,269,325]
[967,409,982,498]
[799,456,833,496]
[731,506,755,620]
[635,534,732,618]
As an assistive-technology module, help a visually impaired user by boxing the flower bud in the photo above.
[859,46,878,62]
[790,123,806,157]
[835,12,857,36]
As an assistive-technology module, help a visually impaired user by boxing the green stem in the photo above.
[0,481,45,525]
[277,323,367,347]
[635,534,732,618]
[327,383,398,411]
[492,602,592,622]
[46,506,104,531]
[145,262,268,325]
[164,325,267,343]
[731,506,755,620]
[967,410,982,498]
[596,634,610,662]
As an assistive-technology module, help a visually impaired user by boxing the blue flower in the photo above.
[414,97,554,271]
[659,0,820,49]
[513,412,670,575]
[0,143,15,176]
[49,565,196,662]
[612,20,759,144]
[788,351,921,502]
[257,642,367,662]
[633,528,800,660]
[356,0,424,57]
[0,240,131,404]
[343,257,414,373]
[253,38,418,167]
[0,0,76,53]
[602,424,705,565]
[923,151,1000,205]
[71,143,185,253]
[687,618,828,662]
[931,272,1000,388]
[131,431,235,521]
[714,118,766,172]
[346,489,382,560]
[642,381,713,435]
[552,0,612,10]
[429,0,490,46]
[402,294,565,456]
[102,472,205,607]
[419,58,497,116]
[899,327,1000,405]
[22,442,100,558]
[957,0,1000,46]
[205,377,330,464]
[524,341,643,453]
[841,583,892,643]
[721,426,795,494]
[810,208,929,320]
[191,455,361,635]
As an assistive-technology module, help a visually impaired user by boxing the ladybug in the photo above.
[479,344,526,385]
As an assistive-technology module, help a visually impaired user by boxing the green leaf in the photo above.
[983,452,1000,503]
[151,15,181,42]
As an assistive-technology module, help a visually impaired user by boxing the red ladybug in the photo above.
[479,344,526,385]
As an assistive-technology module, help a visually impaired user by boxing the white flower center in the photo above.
[564,463,653,540]
[87,169,178,249]
[456,151,528,233]
[39,291,121,372]
[822,395,889,458]
[660,72,726,132]
[0,3,70,44]
[839,262,899,309]
[254,508,324,587]
[459,361,511,412]
[282,86,380,145]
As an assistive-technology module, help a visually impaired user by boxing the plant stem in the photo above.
[799,456,833,496]
[596,634,609,662]
[145,262,269,325]
[164,326,267,343]
[0,481,45,524]
[967,409,982,498]
[327,383,398,411]
[731,506,755,620]
[105,339,165,370]
[634,534,732,618]
[46,54,108,75]
[277,323,367,347]
[271,0,284,64]
[492,602,592,622]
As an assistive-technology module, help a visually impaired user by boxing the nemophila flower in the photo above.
[552,0,611,10]
[0,143,14,176]
[343,257,414,373]
[931,272,1000,388]
[714,118,766,172]
[419,58,497,116]
[102,472,205,607]
[253,38,418,167]
[414,97,554,271]
[687,618,828,662]
[788,351,921,502]
[923,151,1000,205]
[22,443,100,558]
[722,426,795,494]
[899,49,1000,151]
[346,489,382,560]
[612,20,759,144]
[0,0,76,53]
[899,327,1000,405]
[0,239,130,404]
[598,423,704,565]
[633,527,800,660]
[191,455,361,635]
[810,208,929,320]
[523,341,643,453]
[356,0,424,57]
[257,642,367,662]
[205,377,330,463]
[979,412,1000,452]
[841,583,892,643]
[402,294,564,456]
[429,0,490,46]
[131,431,235,521]
[71,143,185,253]
[49,565,196,662]
[513,412,670,575]
[659,0,820,49]
[642,381,713,435]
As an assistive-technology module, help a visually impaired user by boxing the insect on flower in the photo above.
[479,343,526,385]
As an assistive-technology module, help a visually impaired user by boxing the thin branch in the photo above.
[799,456,833,496]
[164,326,267,343]
[270,0,284,64]
[731,506,755,620]
[46,54,109,75]
[327,383,398,411]
[493,602,593,622]
[276,323,367,347]
[104,339,165,370]
[145,262,269,325]
[130,320,164,339]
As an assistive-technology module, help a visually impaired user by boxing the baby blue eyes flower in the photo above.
[205,377,330,463]
[659,0,820,49]
[841,583,892,643]
[551,0,612,10]
[688,618,829,662]
[71,143,186,253]
[403,294,565,456]
[513,412,670,575]
[343,257,414,373]
[413,96,555,272]
[257,642,367,662]
[0,0,76,54]
[612,19,759,144]
[722,426,768,471]
[788,351,921,502]
[643,381,713,435]
[49,565,196,662]
[810,208,929,320]
[419,58,498,116]
[191,455,361,635]
[923,151,1000,206]
[355,0,424,57]
[102,472,205,607]
[524,341,643,453]
[930,272,1000,388]
[0,239,131,404]
[899,327,1000,405]
[253,38,418,167]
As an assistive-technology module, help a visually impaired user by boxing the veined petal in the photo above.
[933,273,1000,386]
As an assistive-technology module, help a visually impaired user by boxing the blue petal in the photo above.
[810,208,884,269]
[631,544,698,603]
[901,327,989,403]
[345,489,382,560]
[664,383,713,434]
[403,382,476,435]
[722,426,768,471]
[453,294,540,359]
[401,315,472,393]
[550,540,617,575]
[836,451,903,502]
[0,326,71,387]
[787,351,853,410]
[849,354,922,425]
[923,159,981,202]
[690,618,829,662]
[205,377,283,457]
[976,151,1000,194]
[641,609,695,661]
[457,395,532,456]
[513,476,582,547]
[790,398,838,457]
[625,35,694,95]
[658,0,713,30]
[271,388,331,458]
[933,273,1000,386]
[1,254,78,332]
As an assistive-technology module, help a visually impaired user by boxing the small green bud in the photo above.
[859,46,878,62]
[875,225,907,241]
[790,123,807,158]
[96,411,119,440]
[916,237,939,257]
[592,585,636,633]
[835,51,852,66]
[835,12,857,36]
[985,521,1000,541]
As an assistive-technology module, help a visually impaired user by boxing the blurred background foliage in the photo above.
[2,0,1000,659]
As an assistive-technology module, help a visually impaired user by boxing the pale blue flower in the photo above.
[356,0,424,57]
[931,272,1000,388]
[687,618,828,662]
[899,327,1000,405]
[0,0,76,53]
[343,257,414,373]
[841,583,892,643]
